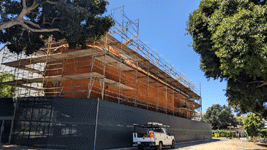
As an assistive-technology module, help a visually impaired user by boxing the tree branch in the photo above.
[43,17,58,25]
[0,20,59,32]
[22,0,27,8]
[18,21,59,32]
[257,81,267,88]
[0,20,18,30]
[236,79,265,84]
[16,7,28,20]
[28,0,39,12]
[17,0,39,20]
[45,0,58,5]
[235,79,267,88]
[0,0,60,33]
[23,20,41,28]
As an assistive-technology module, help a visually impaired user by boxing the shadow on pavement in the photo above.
[256,143,267,147]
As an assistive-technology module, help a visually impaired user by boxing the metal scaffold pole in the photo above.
[173,91,175,115]
[93,98,100,150]
[134,62,138,107]
[73,57,76,97]
[156,84,159,111]
[101,35,108,100]
[200,83,202,119]
[88,51,96,98]
[147,63,150,110]
[8,53,23,144]
[118,47,122,104]
[59,45,67,96]
[165,85,168,114]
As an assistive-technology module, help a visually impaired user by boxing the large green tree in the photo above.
[187,0,267,118]
[0,73,15,97]
[243,114,264,137]
[201,104,237,129]
[236,116,244,126]
[0,0,114,55]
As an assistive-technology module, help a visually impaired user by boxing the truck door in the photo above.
[154,128,163,144]
[163,128,171,145]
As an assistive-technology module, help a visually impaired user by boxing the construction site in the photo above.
[0,7,210,150]
[0,6,201,119]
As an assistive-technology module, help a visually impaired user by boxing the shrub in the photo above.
[212,130,236,137]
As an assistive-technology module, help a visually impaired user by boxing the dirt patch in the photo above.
[177,138,267,150]
[231,140,267,149]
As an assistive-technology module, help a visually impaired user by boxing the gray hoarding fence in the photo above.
[2,97,211,150]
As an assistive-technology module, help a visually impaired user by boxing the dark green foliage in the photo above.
[0,73,15,98]
[186,0,267,118]
[201,104,237,129]
[243,114,264,137]
[259,129,267,138]
[0,0,114,55]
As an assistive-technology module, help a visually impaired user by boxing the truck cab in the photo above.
[133,122,175,150]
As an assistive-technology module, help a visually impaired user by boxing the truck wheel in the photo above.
[138,145,144,150]
[171,140,175,149]
[157,142,163,150]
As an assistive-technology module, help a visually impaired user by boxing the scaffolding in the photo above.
[0,6,201,120]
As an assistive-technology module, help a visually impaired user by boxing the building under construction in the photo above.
[0,7,210,150]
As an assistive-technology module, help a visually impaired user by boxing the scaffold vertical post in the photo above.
[200,83,202,119]
[134,62,138,107]
[147,62,150,110]
[165,85,167,114]
[173,91,175,115]
[9,53,23,144]
[88,48,96,98]
[101,34,108,100]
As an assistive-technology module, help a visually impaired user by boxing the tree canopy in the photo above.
[236,116,244,126]
[0,0,114,55]
[243,114,264,137]
[0,73,15,98]
[201,104,237,129]
[187,0,267,118]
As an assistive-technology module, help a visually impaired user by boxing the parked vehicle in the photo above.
[133,122,175,150]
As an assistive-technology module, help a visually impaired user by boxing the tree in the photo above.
[0,0,114,55]
[0,73,15,97]
[243,114,264,137]
[236,116,244,126]
[186,0,267,118]
[201,104,237,129]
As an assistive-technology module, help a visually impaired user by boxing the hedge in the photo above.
[212,130,236,137]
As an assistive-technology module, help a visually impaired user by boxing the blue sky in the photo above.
[104,0,228,112]
[0,0,229,112]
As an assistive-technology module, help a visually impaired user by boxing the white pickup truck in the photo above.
[133,122,175,150]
